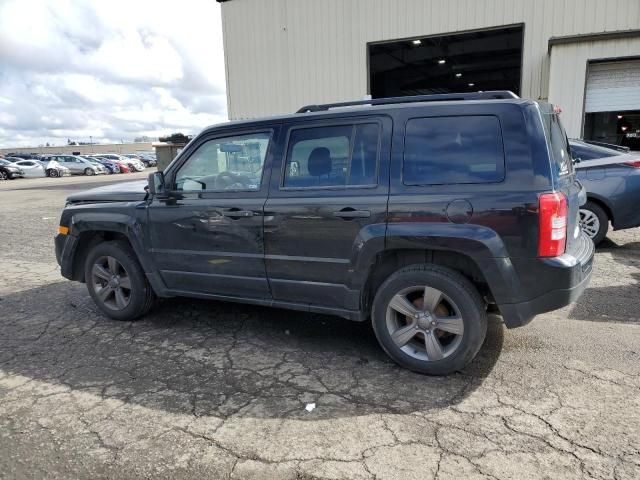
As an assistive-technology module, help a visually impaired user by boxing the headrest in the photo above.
[307,147,332,177]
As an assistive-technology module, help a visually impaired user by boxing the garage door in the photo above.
[585,60,640,113]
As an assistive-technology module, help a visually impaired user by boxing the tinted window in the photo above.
[548,114,573,176]
[403,116,505,185]
[283,123,379,188]
[175,132,270,192]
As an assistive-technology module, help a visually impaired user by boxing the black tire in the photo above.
[84,241,155,321]
[580,201,608,246]
[47,169,58,177]
[0,170,7,180]
[371,264,487,375]
[84,168,95,176]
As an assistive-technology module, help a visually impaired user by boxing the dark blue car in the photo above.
[571,140,640,245]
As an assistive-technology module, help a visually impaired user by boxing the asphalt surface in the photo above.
[0,173,639,479]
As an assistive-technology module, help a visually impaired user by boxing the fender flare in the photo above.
[347,222,520,305]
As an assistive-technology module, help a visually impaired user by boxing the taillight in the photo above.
[623,160,640,168]
[538,192,567,257]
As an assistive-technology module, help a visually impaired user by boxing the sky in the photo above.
[0,0,228,148]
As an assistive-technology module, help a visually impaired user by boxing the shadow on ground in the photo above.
[569,237,640,323]
[0,282,503,420]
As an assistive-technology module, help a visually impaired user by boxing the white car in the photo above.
[44,159,71,177]
[9,159,45,177]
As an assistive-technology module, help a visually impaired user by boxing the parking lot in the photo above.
[0,173,639,480]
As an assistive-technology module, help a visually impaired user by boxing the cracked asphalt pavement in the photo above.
[1,173,639,479]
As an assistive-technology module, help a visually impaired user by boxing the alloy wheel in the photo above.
[579,208,600,239]
[91,256,132,311]
[385,285,464,362]
[0,171,7,180]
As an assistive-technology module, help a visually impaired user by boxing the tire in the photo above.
[84,241,155,321]
[48,169,59,177]
[579,201,608,246]
[0,170,7,180]
[84,168,95,176]
[371,264,487,375]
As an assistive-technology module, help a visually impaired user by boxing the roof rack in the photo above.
[296,91,519,113]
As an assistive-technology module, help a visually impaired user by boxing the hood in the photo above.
[66,180,148,204]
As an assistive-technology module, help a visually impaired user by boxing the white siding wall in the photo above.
[221,0,640,121]
[548,37,640,137]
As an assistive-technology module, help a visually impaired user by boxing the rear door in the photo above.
[264,116,391,310]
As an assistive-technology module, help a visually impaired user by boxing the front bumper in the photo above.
[498,233,595,327]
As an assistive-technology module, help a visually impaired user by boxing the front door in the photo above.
[147,129,275,298]
[264,117,391,310]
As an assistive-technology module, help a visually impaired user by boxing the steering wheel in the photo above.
[216,171,251,190]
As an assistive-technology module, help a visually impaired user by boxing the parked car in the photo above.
[0,158,24,179]
[124,153,156,167]
[51,155,107,176]
[570,139,640,244]
[9,159,47,177]
[80,156,119,174]
[55,91,594,375]
[88,155,131,173]
[44,159,71,177]
[99,154,145,172]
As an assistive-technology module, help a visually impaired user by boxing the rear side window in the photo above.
[283,123,379,188]
[548,114,573,176]
[403,115,505,185]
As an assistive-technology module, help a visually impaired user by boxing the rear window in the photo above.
[540,105,573,177]
[403,115,505,185]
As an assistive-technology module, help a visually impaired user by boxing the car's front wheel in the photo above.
[84,241,155,321]
[579,201,608,245]
[372,264,487,375]
[84,168,95,176]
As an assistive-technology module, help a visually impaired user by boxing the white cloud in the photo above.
[0,0,227,147]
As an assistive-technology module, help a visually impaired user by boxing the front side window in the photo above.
[283,123,379,188]
[403,115,505,185]
[175,132,270,192]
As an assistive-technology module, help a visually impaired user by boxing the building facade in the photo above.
[219,0,640,147]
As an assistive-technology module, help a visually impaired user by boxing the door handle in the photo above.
[222,209,255,218]
[333,208,371,219]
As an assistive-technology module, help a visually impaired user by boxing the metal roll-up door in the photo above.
[585,60,640,113]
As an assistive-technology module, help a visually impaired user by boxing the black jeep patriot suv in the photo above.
[55,91,594,375]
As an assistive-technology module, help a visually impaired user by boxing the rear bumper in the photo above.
[497,233,594,328]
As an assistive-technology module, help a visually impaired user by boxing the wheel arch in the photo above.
[584,194,614,226]
[362,248,495,316]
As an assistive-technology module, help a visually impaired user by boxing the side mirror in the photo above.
[147,171,166,196]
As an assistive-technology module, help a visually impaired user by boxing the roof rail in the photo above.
[296,91,519,113]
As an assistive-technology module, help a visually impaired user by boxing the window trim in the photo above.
[279,119,382,191]
[401,114,507,187]
[172,129,274,194]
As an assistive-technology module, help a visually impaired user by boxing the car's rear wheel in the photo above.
[84,241,155,321]
[579,201,608,245]
[84,168,95,176]
[0,171,7,180]
[372,264,487,375]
